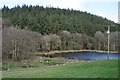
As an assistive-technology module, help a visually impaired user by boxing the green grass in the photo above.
[3,59,118,78]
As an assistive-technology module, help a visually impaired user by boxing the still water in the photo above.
[62,52,120,60]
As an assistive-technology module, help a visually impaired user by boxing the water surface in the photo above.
[62,52,120,60]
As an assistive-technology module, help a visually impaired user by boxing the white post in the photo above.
[107,26,110,60]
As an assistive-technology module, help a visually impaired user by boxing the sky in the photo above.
[0,0,119,23]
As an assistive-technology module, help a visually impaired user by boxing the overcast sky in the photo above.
[0,0,119,23]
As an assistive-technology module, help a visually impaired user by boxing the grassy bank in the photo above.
[36,50,119,55]
[3,59,118,78]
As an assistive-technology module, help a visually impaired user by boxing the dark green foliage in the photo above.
[2,5,120,62]
[2,5,119,36]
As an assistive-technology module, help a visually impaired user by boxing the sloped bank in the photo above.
[36,50,119,57]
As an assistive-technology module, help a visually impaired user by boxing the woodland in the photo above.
[2,5,120,62]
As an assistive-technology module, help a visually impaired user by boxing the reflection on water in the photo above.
[62,52,120,60]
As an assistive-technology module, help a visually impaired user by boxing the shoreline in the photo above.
[36,50,119,56]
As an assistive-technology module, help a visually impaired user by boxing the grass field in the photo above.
[2,59,118,78]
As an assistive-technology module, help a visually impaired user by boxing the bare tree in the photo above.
[110,31,119,51]
[81,34,89,49]
[87,36,95,50]
[94,31,105,50]
[2,26,42,62]
[41,35,51,51]
[71,33,82,50]
[49,34,61,51]
[41,34,61,51]
[58,30,72,50]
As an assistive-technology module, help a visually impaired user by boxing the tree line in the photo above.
[2,5,120,62]
[2,26,120,62]
[2,5,119,36]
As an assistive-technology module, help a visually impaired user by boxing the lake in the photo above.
[59,52,120,60]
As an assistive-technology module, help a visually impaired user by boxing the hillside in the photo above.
[2,5,120,62]
[2,5,119,36]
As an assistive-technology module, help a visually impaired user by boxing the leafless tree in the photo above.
[49,34,61,51]
[110,31,119,51]
[71,33,82,50]
[94,31,105,50]
[58,31,72,50]
[2,26,42,62]
[41,35,51,51]
[41,34,61,51]
[81,34,89,49]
